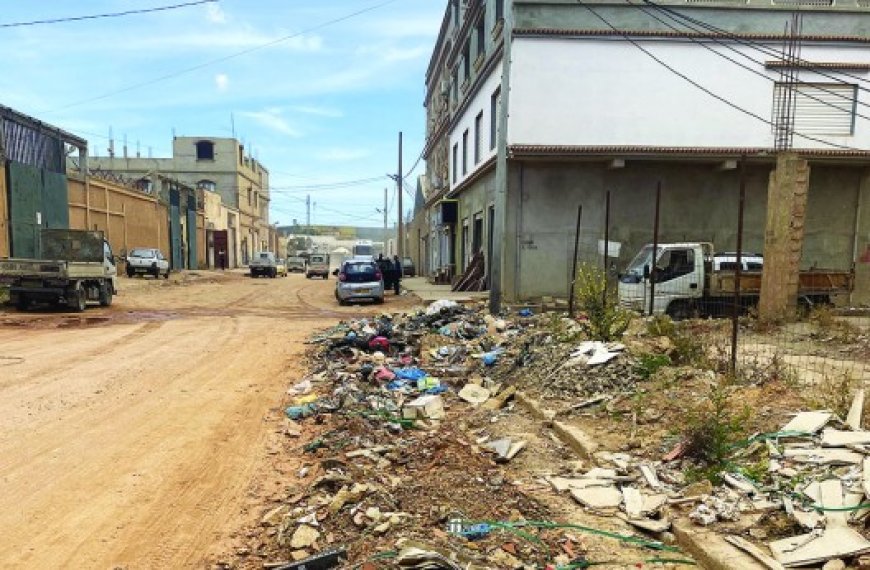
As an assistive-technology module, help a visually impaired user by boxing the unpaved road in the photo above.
[0,271,414,569]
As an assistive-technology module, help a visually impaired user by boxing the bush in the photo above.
[635,353,672,380]
[646,314,706,367]
[573,264,633,341]
[0,287,8,306]
[683,378,750,484]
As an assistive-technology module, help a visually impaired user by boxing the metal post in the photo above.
[648,182,661,317]
[731,158,746,376]
[568,205,583,317]
[397,131,404,259]
[603,190,611,305]
[383,187,389,252]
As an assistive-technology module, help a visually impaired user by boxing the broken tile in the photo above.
[725,535,785,570]
[782,411,833,434]
[570,486,623,510]
[458,384,491,406]
[783,448,863,465]
[770,527,870,567]
[847,390,865,431]
[622,486,643,518]
[821,429,870,447]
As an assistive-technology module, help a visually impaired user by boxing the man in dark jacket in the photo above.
[377,254,393,291]
[392,255,402,294]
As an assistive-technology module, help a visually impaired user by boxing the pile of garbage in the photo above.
[232,300,693,569]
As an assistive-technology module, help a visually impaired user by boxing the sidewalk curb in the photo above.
[515,391,598,460]
[672,520,767,570]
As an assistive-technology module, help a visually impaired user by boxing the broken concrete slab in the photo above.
[822,429,870,447]
[847,390,865,431]
[781,411,833,434]
[481,386,516,411]
[620,514,671,534]
[820,479,848,528]
[622,486,643,518]
[770,527,870,567]
[289,524,320,549]
[639,464,663,490]
[570,486,623,510]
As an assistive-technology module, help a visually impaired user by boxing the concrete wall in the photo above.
[501,159,866,301]
[509,37,870,150]
[855,172,870,305]
[68,176,169,260]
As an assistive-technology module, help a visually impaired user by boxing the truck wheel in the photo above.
[666,300,694,321]
[164,268,170,280]
[99,283,113,307]
[67,284,87,312]
[15,294,29,311]
[152,265,160,279]
[126,267,134,278]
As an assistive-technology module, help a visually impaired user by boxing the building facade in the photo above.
[89,136,273,266]
[413,0,870,304]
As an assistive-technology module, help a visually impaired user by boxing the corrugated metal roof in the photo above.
[508,145,870,158]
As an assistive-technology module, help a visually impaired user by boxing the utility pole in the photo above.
[397,131,404,259]
[306,194,311,229]
[383,188,389,251]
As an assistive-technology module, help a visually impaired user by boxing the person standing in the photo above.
[392,255,402,295]
[218,249,226,270]
[377,254,393,291]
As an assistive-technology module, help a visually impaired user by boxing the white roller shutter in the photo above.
[774,83,857,136]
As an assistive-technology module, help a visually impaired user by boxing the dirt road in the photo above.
[0,271,414,569]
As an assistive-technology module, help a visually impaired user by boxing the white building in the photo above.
[410,0,870,304]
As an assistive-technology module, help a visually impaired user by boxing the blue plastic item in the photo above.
[425,385,448,395]
[393,367,427,381]
[285,403,317,420]
[482,352,499,366]
[438,326,453,336]
[518,308,533,317]
[460,523,492,540]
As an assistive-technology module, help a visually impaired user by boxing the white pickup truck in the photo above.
[618,242,853,319]
[125,248,170,279]
[0,230,118,312]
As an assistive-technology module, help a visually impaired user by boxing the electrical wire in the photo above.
[269,176,389,191]
[577,0,864,151]
[0,0,216,29]
[40,0,400,114]
[641,0,870,90]
[630,0,870,120]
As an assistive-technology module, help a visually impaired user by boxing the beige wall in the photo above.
[68,175,169,258]
[0,163,8,258]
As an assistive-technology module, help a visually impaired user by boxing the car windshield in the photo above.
[311,256,326,263]
[344,263,376,276]
[130,249,153,258]
[624,245,661,277]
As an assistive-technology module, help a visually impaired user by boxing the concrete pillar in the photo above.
[759,153,810,321]
[0,162,8,258]
[854,170,870,305]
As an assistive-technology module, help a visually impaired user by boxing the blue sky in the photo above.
[0,0,443,227]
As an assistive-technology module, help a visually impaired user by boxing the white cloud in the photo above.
[215,73,230,92]
[240,108,303,138]
[291,105,343,118]
[314,148,372,161]
[206,3,227,24]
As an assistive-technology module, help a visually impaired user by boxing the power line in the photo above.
[642,0,870,91]
[40,0,400,114]
[577,1,863,151]
[0,0,216,29]
[403,150,423,179]
[269,175,388,191]
[631,1,870,121]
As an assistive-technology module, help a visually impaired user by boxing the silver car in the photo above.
[334,260,384,305]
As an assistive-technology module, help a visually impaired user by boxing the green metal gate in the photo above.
[6,162,71,258]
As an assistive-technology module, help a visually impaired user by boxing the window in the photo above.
[238,145,244,165]
[495,0,504,21]
[197,179,216,192]
[195,140,215,161]
[452,0,459,26]
[474,111,483,164]
[452,66,459,102]
[654,248,695,283]
[490,87,501,150]
[247,187,253,205]
[462,129,469,175]
[462,39,471,82]
[773,82,857,135]
[476,17,485,58]
[452,143,459,183]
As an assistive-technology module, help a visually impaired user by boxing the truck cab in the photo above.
[618,243,712,318]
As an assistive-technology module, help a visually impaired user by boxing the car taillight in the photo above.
[338,273,347,282]
[375,271,382,280]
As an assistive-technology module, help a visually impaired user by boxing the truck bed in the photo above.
[708,270,854,297]
[0,258,106,280]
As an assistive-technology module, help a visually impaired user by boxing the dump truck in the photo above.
[617,242,853,319]
[0,229,118,312]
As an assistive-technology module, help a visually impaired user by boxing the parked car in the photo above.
[275,258,288,277]
[250,251,279,278]
[286,256,306,273]
[334,260,384,305]
[126,247,170,279]
[306,253,330,279]
[401,256,416,277]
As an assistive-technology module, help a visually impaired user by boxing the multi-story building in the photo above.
[90,136,273,266]
[412,0,870,305]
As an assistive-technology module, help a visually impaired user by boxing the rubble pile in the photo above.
[678,391,870,568]
[232,301,694,569]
